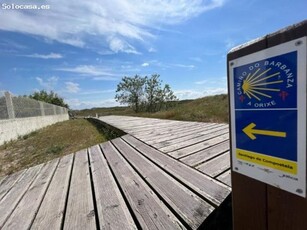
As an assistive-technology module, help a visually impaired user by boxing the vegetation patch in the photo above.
[75,94,229,123]
[0,119,109,177]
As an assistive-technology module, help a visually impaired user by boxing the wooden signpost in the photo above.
[228,20,307,230]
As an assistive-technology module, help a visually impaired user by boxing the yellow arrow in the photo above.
[242,123,287,140]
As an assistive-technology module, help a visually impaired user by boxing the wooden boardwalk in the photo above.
[99,116,231,187]
[0,116,231,229]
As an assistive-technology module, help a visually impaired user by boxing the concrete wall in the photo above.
[0,114,69,145]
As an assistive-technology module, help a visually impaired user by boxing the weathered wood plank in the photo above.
[136,123,207,141]
[158,127,228,152]
[123,135,231,206]
[88,145,137,230]
[64,149,96,230]
[169,133,229,159]
[132,121,202,136]
[0,169,26,201]
[112,138,214,229]
[153,124,224,149]
[0,164,42,228]
[127,122,173,133]
[0,175,7,186]
[101,142,186,230]
[196,152,230,177]
[31,154,74,230]
[181,141,229,167]
[3,159,59,229]
[217,170,231,186]
[142,124,216,144]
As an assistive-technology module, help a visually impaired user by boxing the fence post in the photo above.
[40,102,45,116]
[4,91,15,119]
[53,105,57,115]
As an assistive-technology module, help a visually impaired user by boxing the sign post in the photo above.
[228,20,307,230]
[230,38,307,197]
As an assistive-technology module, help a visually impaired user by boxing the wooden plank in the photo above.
[63,149,96,230]
[3,159,59,229]
[31,154,74,230]
[160,127,229,153]
[123,135,231,206]
[144,124,220,145]
[132,121,202,136]
[0,164,42,228]
[137,123,208,142]
[133,125,204,142]
[88,145,137,230]
[0,169,26,201]
[112,138,214,229]
[0,175,7,186]
[196,152,231,177]
[153,124,225,149]
[129,120,180,133]
[216,170,231,186]
[100,117,174,132]
[169,133,229,159]
[101,142,186,230]
[181,141,229,167]
[127,122,174,133]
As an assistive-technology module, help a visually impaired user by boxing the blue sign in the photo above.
[234,51,297,110]
[234,51,298,163]
[235,110,297,161]
[230,37,306,197]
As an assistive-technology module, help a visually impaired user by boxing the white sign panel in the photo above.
[229,37,307,197]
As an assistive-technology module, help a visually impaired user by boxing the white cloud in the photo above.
[175,87,227,100]
[195,80,207,85]
[148,47,157,53]
[67,98,119,110]
[195,77,227,86]
[23,53,63,59]
[173,64,195,69]
[57,65,119,80]
[36,76,58,90]
[107,36,140,54]
[0,0,225,53]
[141,62,149,67]
[65,82,80,93]
[78,89,114,95]
[189,57,202,62]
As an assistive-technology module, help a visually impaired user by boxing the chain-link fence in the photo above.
[0,91,68,120]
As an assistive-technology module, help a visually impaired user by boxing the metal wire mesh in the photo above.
[13,96,42,118]
[0,91,68,120]
[43,103,55,116]
[0,92,8,119]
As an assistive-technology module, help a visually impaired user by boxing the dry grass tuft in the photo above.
[0,119,107,177]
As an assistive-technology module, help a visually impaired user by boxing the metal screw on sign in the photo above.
[295,40,303,46]
[235,167,239,171]
[296,189,303,194]
[230,62,234,66]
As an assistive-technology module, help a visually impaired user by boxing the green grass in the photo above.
[75,94,229,123]
[0,119,107,177]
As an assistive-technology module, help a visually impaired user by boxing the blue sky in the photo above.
[0,0,306,109]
